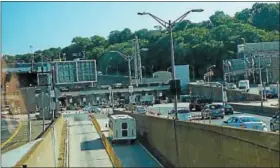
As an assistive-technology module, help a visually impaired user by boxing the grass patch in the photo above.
[1,120,50,153]
[58,121,67,167]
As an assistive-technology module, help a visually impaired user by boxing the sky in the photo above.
[1,1,266,55]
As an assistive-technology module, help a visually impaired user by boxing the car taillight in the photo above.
[241,124,247,128]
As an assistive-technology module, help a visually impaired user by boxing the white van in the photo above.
[108,115,136,144]
[238,80,250,92]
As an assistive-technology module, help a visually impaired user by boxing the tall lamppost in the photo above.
[109,51,134,86]
[138,9,204,119]
[207,65,216,83]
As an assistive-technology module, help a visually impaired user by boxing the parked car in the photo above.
[201,104,225,119]
[168,108,192,121]
[223,115,268,131]
[270,112,279,132]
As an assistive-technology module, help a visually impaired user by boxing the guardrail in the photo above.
[89,114,122,168]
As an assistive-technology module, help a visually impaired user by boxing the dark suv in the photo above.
[189,96,212,111]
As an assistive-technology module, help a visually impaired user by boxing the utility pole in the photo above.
[138,9,204,120]
[258,55,264,113]
[135,36,143,84]
[134,42,138,86]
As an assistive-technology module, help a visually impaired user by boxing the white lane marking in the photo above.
[138,142,164,168]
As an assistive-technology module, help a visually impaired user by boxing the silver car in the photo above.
[223,115,268,131]
[168,108,192,121]
[270,112,280,132]
[135,106,147,114]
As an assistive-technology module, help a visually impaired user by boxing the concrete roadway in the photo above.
[94,112,163,168]
[149,103,272,132]
[64,112,112,167]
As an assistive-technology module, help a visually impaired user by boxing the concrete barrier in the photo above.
[14,116,65,167]
[189,84,262,102]
[229,103,278,117]
[114,110,279,167]
[89,114,122,168]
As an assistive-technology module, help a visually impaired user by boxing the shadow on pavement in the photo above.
[80,139,104,151]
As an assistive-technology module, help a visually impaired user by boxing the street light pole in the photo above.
[109,51,133,86]
[138,9,204,120]
[168,20,178,119]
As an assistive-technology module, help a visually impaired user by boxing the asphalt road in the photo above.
[149,103,272,132]
[94,113,163,168]
[64,113,112,167]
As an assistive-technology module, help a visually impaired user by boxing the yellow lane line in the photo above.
[1,120,22,148]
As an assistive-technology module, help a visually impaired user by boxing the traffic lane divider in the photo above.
[89,114,122,168]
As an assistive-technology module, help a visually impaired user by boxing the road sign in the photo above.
[129,86,133,93]
[54,60,97,84]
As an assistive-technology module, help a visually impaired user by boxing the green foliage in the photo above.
[13,3,279,79]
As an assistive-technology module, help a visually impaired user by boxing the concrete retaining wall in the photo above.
[189,84,262,102]
[114,110,279,167]
[15,116,65,167]
[229,103,278,117]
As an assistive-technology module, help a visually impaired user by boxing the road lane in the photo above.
[65,113,112,167]
[94,113,163,168]
[149,103,272,131]
[1,119,19,142]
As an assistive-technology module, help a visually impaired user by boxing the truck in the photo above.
[189,96,212,111]
[238,80,250,92]
[140,95,155,106]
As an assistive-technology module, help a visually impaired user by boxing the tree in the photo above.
[209,11,234,27]
[10,2,279,79]
[251,3,280,31]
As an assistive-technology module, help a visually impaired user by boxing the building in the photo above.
[224,41,279,84]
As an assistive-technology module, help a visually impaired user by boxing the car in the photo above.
[226,83,237,89]
[201,104,225,119]
[168,108,192,121]
[135,106,147,114]
[223,104,234,115]
[223,115,268,131]
[259,90,274,99]
[270,112,279,132]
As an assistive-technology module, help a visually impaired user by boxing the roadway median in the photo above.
[89,114,122,168]
[229,102,278,117]
[14,115,66,167]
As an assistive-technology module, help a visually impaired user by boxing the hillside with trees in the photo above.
[4,3,279,79]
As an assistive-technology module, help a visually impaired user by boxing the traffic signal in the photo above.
[169,79,181,95]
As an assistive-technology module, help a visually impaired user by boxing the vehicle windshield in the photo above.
[224,104,232,108]
[209,105,223,109]
[178,109,190,114]
[239,82,246,87]
[240,117,261,122]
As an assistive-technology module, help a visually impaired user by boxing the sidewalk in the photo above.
[2,138,42,167]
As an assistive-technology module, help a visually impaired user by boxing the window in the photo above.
[240,117,261,122]
[227,117,234,123]
[178,110,190,114]
[122,130,128,137]
[109,120,113,129]
[122,122,127,129]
